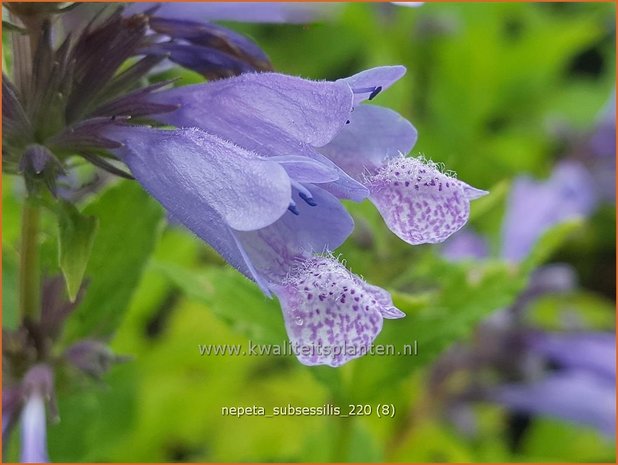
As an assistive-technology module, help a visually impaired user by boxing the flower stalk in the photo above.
[19,199,41,323]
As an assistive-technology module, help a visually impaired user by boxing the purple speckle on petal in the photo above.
[367,157,487,245]
[273,256,403,367]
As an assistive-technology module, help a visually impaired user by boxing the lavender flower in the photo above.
[586,91,616,202]
[106,66,486,365]
[126,2,339,24]
[441,229,489,262]
[148,66,487,245]
[19,364,54,464]
[106,123,401,366]
[492,333,616,438]
[430,264,615,441]
[5,3,483,368]
[502,161,598,261]
[316,68,488,244]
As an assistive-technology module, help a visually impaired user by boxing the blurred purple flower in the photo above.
[430,263,615,440]
[590,91,616,160]
[501,161,598,262]
[126,2,340,24]
[441,229,489,262]
[532,332,615,380]
[587,91,616,202]
[493,332,616,438]
[19,364,54,463]
[64,340,131,379]
[59,2,278,81]
[124,2,341,80]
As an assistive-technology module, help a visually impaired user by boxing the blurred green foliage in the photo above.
[2,2,615,462]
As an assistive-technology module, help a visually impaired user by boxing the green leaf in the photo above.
[152,261,287,344]
[521,219,584,273]
[57,201,98,302]
[347,258,526,402]
[47,364,138,461]
[62,181,164,342]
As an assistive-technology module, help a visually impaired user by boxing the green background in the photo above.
[2,2,615,462]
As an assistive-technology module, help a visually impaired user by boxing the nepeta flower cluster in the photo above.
[4,2,487,372]
[106,65,487,366]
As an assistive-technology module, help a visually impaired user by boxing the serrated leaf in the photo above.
[152,261,287,344]
[57,201,98,302]
[347,259,525,402]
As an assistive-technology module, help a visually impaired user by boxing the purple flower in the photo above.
[441,229,489,262]
[104,64,489,365]
[317,68,487,244]
[493,330,616,438]
[64,340,130,379]
[532,332,615,380]
[58,3,278,81]
[141,16,273,80]
[147,69,366,202]
[107,124,403,366]
[126,2,339,24]
[589,91,616,161]
[587,91,616,202]
[19,364,54,463]
[272,256,405,366]
[501,161,598,262]
[493,369,615,438]
[149,66,487,245]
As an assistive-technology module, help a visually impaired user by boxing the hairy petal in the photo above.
[367,156,487,245]
[319,104,417,179]
[151,73,368,201]
[105,126,296,293]
[108,126,291,232]
[151,72,353,148]
[272,256,402,367]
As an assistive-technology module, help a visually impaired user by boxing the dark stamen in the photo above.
[288,204,300,215]
[299,191,317,207]
[368,86,382,100]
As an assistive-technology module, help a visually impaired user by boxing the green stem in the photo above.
[331,409,353,461]
[19,199,41,323]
